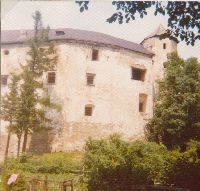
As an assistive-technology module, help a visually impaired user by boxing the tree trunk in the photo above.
[4,130,11,161]
[17,136,21,158]
[22,129,28,153]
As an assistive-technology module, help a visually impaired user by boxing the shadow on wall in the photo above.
[28,88,65,154]
[28,129,53,153]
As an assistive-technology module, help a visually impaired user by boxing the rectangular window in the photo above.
[56,31,65,36]
[47,72,56,84]
[139,94,147,113]
[85,106,93,116]
[131,67,146,82]
[86,73,95,86]
[163,43,166,49]
[92,49,99,61]
[1,75,8,86]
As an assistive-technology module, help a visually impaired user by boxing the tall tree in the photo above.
[1,74,20,160]
[19,10,59,153]
[76,1,200,45]
[146,52,200,150]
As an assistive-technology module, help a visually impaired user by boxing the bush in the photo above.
[84,135,168,191]
[164,140,200,191]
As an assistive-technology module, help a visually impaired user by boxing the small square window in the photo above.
[92,49,99,61]
[47,72,56,84]
[86,73,95,86]
[139,94,147,113]
[1,75,8,86]
[85,106,93,116]
[4,50,9,55]
[131,67,146,82]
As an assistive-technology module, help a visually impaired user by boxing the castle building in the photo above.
[0,25,177,160]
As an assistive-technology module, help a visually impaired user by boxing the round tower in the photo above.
[141,24,178,80]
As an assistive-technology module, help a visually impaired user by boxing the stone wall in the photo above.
[0,38,176,161]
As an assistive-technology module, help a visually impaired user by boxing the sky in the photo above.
[1,1,200,60]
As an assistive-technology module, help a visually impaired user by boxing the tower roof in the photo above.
[145,24,166,39]
[141,24,178,44]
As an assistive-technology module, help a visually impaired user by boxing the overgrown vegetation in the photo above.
[1,152,85,191]
[84,136,200,191]
[84,135,167,191]
[146,52,200,150]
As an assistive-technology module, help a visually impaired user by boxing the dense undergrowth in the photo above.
[0,152,86,191]
[1,138,200,191]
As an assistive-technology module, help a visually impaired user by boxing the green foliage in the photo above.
[84,135,168,191]
[2,172,27,191]
[164,140,200,191]
[77,1,200,45]
[1,74,20,123]
[1,152,86,191]
[1,74,22,158]
[16,11,60,153]
[146,52,200,150]
[5,152,83,174]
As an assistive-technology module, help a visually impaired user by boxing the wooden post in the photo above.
[62,181,67,191]
[71,180,74,191]
[44,176,48,191]
[29,179,35,191]
[62,182,67,191]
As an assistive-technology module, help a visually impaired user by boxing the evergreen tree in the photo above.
[1,74,20,160]
[18,10,60,153]
[146,52,200,150]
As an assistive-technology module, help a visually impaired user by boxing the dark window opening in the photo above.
[56,31,65,36]
[139,94,147,113]
[4,50,9,55]
[163,43,166,49]
[85,106,93,116]
[39,48,45,52]
[87,73,95,85]
[1,75,8,86]
[92,49,99,61]
[47,72,56,84]
[131,67,146,82]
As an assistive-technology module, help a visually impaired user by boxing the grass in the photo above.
[0,152,87,191]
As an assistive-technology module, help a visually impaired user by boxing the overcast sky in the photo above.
[2,1,200,60]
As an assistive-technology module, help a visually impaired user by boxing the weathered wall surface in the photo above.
[142,37,177,81]
[0,38,176,160]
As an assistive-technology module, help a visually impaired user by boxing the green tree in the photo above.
[76,1,200,45]
[18,10,60,153]
[1,74,20,160]
[84,135,167,191]
[146,52,200,150]
[164,140,200,191]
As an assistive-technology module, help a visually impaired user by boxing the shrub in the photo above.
[164,140,200,191]
[84,135,168,191]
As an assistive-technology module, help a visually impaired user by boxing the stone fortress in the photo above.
[0,25,177,161]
